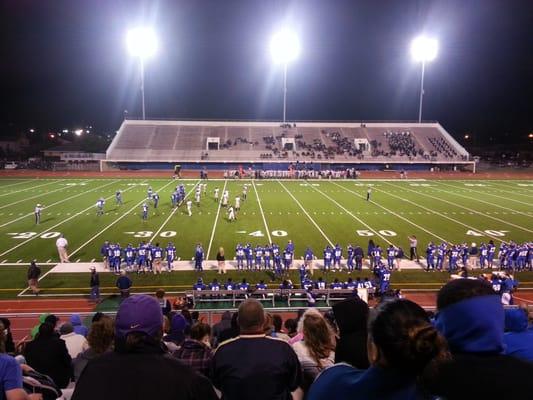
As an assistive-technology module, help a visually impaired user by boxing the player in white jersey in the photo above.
[221,191,229,207]
[202,183,207,195]
[195,188,201,206]
[235,196,241,211]
[214,188,219,202]
[96,198,105,216]
[242,184,248,200]
[147,186,153,200]
[34,204,44,224]
[186,200,193,216]
[228,206,235,222]
[141,202,148,220]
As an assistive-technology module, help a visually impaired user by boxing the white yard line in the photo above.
[0,181,79,210]
[0,179,120,228]
[464,181,533,198]
[308,182,395,246]
[277,180,334,246]
[206,180,228,259]
[0,179,39,189]
[381,183,506,243]
[436,181,533,209]
[389,182,533,234]
[0,180,141,258]
[0,179,61,198]
[68,180,175,258]
[149,180,200,243]
[330,181,449,243]
[252,180,272,244]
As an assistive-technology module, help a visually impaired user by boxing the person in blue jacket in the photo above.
[504,308,533,362]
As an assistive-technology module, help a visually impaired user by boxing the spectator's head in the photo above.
[88,315,114,354]
[436,279,502,354]
[368,299,448,375]
[37,322,56,339]
[92,312,104,323]
[272,314,283,333]
[285,318,297,337]
[262,313,273,335]
[191,311,199,322]
[155,289,165,299]
[190,322,211,346]
[300,309,335,369]
[0,321,5,353]
[59,322,74,335]
[115,295,164,351]
[237,299,265,335]
[44,314,59,329]
[165,314,188,344]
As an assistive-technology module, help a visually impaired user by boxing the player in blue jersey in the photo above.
[147,186,153,200]
[165,242,176,272]
[354,245,364,271]
[460,243,469,268]
[304,247,314,276]
[170,191,178,208]
[479,243,488,269]
[346,245,354,272]
[124,243,136,271]
[386,245,396,270]
[112,243,122,274]
[517,244,528,271]
[315,277,327,290]
[115,190,122,205]
[344,277,357,290]
[244,243,253,271]
[141,202,148,220]
[101,241,110,269]
[209,278,221,291]
[301,274,315,291]
[238,278,250,291]
[273,247,283,277]
[372,245,383,267]
[255,280,268,290]
[528,243,533,271]
[286,240,295,254]
[224,278,235,291]
[152,243,163,274]
[323,246,333,271]
[194,243,204,271]
[333,244,342,271]
[436,243,446,271]
[96,198,105,216]
[193,278,206,291]
[136,241,148,273]
[152,193,159,209]
[279,280,293,290]
[106,243,114,271]
[491,273,502,294]
[235,244,245,271]
[448,245,459,273]
[487,240,496,269]
[425,242,436,271]
[378,265,392,295]
[330,278,343,290]
[283,249,292,271]
[254,245,263,271]
[145,242,153,272]
[263,244,272,270]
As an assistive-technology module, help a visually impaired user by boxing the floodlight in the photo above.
[126,27,158,59]
[410,36,438,63]
[270,30,300,64]
[74,129,83,136]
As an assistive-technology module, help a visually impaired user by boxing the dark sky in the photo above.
[1,0,532,142]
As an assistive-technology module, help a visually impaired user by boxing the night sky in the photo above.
[1,0,532,143]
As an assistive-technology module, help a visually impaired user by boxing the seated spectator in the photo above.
[24,322,73,389]
[217,312,239,344]
[284,318,298,339]
[71,295,217,400]
[155,289,171,316]
[73,315,114,381]
[212,299,302,400]
[0,319,15,354]
[308,299,449,400]
[271,314,290,341]
[332,297,370,369]
[163,314,188,348]
[422,279,533,398]
[212,311,232,347]
[69,314,88,337]
[173,322,213,378]
[59,322,88,359]
[292,309,335,392]
[503,308,533,362]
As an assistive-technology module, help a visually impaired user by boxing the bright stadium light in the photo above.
[270,30,301,123]
[410,35,438,123]
[126,27,158,120]
[74,129,83,136]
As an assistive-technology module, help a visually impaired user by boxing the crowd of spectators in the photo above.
[2,277,533,399]
[428,136,458,158]
[384,130,418,157]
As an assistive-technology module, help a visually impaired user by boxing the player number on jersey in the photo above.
[466,229,507,237]
[356,230,397,237]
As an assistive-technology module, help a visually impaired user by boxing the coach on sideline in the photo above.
[56,234,69,263]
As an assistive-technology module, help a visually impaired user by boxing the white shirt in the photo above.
[60,332,88,359]
[56,237,68,248]
[35,206,42,214]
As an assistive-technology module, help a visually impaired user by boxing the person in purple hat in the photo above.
[72,295,217,400]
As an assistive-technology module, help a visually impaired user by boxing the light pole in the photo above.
[126,27,158,120]
[410,36,438,123]
[270,30,300,124]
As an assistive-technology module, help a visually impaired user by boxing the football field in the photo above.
[0,177,531,298]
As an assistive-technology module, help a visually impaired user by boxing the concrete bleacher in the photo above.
[106,120,470,164]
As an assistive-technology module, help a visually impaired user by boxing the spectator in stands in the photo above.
[24,322,73,389]
[272,314,290,341]
[332,297,370,369]
[0,318,15,354]
[503,308,533,362]
[73,315,114,381]
[173,322,213,378]
[59,322,88,359]
[212,299,302,400]
[162,314,188,347]
[155,289,171,316]
[212,311,232,347]
[1,322,42,400]
[72,295,217,400]
[69,314,88,337]
[422,279,533,398]
[292,309,335,392]
[30,314,50,340]
[217,312,239,344]
[27,261,41,296]
[309,299,449,400]
[284,318,298,339]
[115,270,132,298]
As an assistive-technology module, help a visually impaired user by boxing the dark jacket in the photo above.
[72,338,217,400]
[90,272,99,287]
[72,348,110,381]
[212,311,232,345]
[333,297,370,369]
[27,264,41,280]
[24,335,73,388]
[216,252,225,262]
[116,276,132,290]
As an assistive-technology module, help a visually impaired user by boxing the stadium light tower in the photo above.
[270,30,301,123]
[126,27,158,120]
[410,35,438,123]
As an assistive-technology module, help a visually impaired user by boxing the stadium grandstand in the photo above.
[103,119,473,172]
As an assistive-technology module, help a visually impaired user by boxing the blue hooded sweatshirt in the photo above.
[503,308,533,362]
[70,314,88,337]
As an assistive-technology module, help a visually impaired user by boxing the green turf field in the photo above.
[0,177,531,298]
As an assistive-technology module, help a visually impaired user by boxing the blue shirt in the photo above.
[0,354,22,400]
